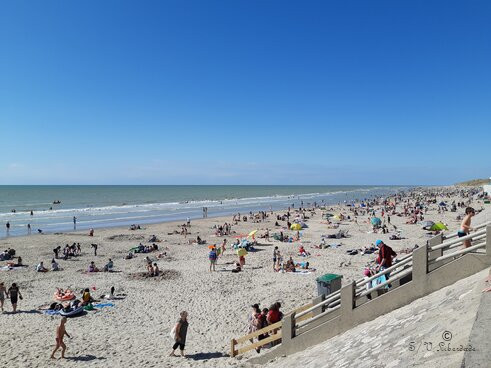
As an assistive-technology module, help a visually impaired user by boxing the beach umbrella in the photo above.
[324,213,334,218]
[371,217,382,226]
[439,202,447,206]
[291,223,302,231]
[248,230,258,237]
[430,222,448,231]
[420,220,435,229]
[237,248,248,257]
[208,245,216,249]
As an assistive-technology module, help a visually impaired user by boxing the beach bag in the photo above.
[169,325,176,339]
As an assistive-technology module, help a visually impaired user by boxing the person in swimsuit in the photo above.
[0,282,6,313]
[50,317,71,359]
[7,283,22,313]
[458,207,475,248]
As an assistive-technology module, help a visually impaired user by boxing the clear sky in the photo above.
[1,0,490,185]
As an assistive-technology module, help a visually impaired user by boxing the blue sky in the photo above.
[1,0,490,185]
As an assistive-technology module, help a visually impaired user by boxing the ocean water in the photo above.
[0,185,407,237]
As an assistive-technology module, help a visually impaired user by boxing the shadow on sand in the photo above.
[186,352,227,361]
[4,309,42,315]
[66,355,106,362]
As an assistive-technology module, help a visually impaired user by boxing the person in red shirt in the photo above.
[375,239,397,273]
[266,302,283,345]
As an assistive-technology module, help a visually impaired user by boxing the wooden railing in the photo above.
[230,303,313,357]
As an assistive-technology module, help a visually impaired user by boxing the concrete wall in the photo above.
[249,226,491,364]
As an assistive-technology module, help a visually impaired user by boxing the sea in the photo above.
[0,185,409,238]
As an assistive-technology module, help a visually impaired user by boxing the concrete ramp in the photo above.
[263,268,490,368]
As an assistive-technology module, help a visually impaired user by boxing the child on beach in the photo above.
[458,207,475,248]
[209,247,217,272]
[50,317,71,359]
[170,311,189,358]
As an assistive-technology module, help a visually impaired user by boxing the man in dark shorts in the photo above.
[7,283,23,313]
[458,207,475,248]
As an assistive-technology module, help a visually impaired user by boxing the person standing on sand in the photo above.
[0,282,6,313]
[209,247,217,272]
[273,246,279,270]
[50,317,71,359]
[220,239,227,257]
[458,207,475,248]
[7,283,22,313]
[170,311,188,357]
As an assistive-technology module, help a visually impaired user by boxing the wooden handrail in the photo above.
[235,321,282,344]
[230,302,313,357]
[236,331,282,356]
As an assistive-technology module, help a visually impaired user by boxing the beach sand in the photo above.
[0,187,487,367]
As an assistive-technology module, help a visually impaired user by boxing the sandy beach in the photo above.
[0,186,488,368]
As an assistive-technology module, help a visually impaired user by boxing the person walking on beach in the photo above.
[7,283,22,313]
[73,216,77,230]
[273,247,279,270]
[50,317,71,359]
[458,207,475,248]
[0,282,7,313]
[170,311,188,357]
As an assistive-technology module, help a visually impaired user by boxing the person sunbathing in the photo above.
[153,263,160,276]
[36,261,48,272]
[104,259,114,272]
[51,259,60,271]
[88,261,99,272]
[295,261,310,269]
[81,288,94,306]
[298,246,310,257]
[285,257,296,272]
[147,263,154,276]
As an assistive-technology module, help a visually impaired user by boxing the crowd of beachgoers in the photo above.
[0,185,489,367]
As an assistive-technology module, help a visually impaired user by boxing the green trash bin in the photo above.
[316,273,343,296]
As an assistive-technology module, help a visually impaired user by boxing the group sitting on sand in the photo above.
[0,248,16,261]
[145,257,160,276]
